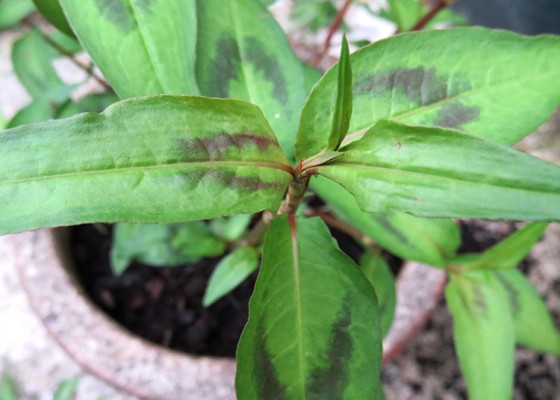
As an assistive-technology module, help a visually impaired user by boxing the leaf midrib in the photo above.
[319,163,560,194]
[2,160,293,186]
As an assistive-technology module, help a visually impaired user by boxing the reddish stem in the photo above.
[313,0,353,66]
[408,0,452,32]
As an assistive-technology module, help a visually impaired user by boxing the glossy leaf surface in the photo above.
[111,222,226,275]
[236,216,382,399]
[196,0,307,160]
[318,121,560,220]
[296,28,560,159]
[203,246,259,307]
[361,250,396,336]
[0,96,292,235]
[446,271,515,400]
[494,270,560,355]
[59,0,198,97]
[311,176,460,267]
[32,0,74,37]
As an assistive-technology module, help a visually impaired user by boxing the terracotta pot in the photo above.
[11,229,446,399]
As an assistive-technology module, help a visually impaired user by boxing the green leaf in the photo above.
[56,93,120,118]
[195,0,308,161]
[494,270,560,355]
[360,250,396,336]
[326,35,353,152]
[459,223,549,271]
[6,97,66,128]
[203,246,259,307]
[296,28,560,159]
[311,176,460,267]
[385,0,424,31]
[0,0,35,29]
[11,29,67,99]
[318,120,560,220]
[111,222,226,275]
[53,376,79,400]
[236,215,382,399]
[0,96,293,235]
[210,214,253,242]
[59,0,198,98]
[32,0,75,37]
[446,270,515,400]
[0,374,18,400]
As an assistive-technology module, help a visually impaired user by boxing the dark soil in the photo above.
[71,220,368,358]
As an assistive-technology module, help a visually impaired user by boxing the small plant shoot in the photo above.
[1,0,560,398]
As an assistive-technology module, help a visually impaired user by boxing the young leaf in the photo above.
[209,214,253,242]
[111,222,226,276]
[494,270,560,355]
[326,35,353,152]
[236,216,382,399]
[0,374,18,400]
[311,176,460,267]
[463,223,549,271]
[32,0,75,37]
[360,250,397,336]
[59,0,198,97]
[202,246,259,307]
[195,0,308,160]
[446,271,515,400]
[0,96,293,235]
[296,28,560,159]
[318,120,560,220]
[53,376,79,400]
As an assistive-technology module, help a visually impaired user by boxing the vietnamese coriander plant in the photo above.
[1,0,560,399]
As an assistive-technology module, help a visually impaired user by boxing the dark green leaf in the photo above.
[196,0,308,160]
[326,35,353,152]
[0,374,18,400]
[318,120,560,220]
[32,0,74,37]
[53,376,79,400]
[446,270,515,400]
[6,96,68,129]
[311,176,460,267]
[460,223,549,271]
[0,96,293,235]
[296,28,560,159]
[236,215,382,399]
[59,0,198,98]
[494,270,560,355]
[209,214,253,242]
[0,0,35,29]
[111,222,226,275]
[56,92,120,118]
[360,250,396,336]
[203,246,259,307]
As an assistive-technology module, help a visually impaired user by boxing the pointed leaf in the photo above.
[318,120,560,220]
[0,96,292,235]
[326,35,353,152]
[203,246,259,307]
[360,250,396,336]
[111,222,226,275]
[494,270,560,355]
[210,214,253,242]
[311,176,460,267]
[196,0,308,160]
[236,216,382,399]
[59,0,198,97]
[32,0,74,37]
[446,271,515,400]
[464,223,549,270]
[296,28,560,159]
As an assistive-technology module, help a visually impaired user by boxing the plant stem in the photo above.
[240,211,274,247]
[313,0,353,66]
[306,209,377,248]
[408,0,453,32]
[38,28,113,91]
